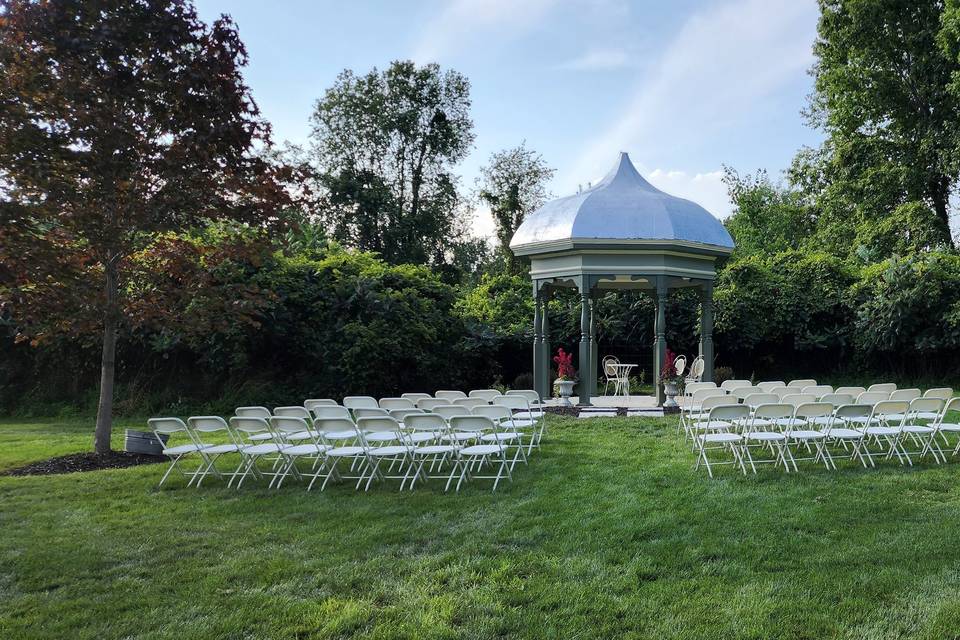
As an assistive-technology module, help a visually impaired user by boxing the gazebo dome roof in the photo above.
[509,152,734,255]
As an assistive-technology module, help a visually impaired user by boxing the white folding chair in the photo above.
[740,403,793,473]
[923,388,953,401]
[309,418,367,491]
[787,379,817,389]
[417,397,450,411]
[862,401,910,465]
[270,416,329,488]
[505,390,546,420]
[353,407,391,419]
[831,404,874,468]
[312,405,353,422]
[186,416,242,487]
[474,404,527,469]
[932,397,960,457]
[148,417,208,488]
[453,397,488,410]
[801,385,833,400]
[684,381,717,397]
[495,394,544,454]
[856,391,890,405]
[788,402,834,470]
[720,380,751,392]
[834,386,866,398]
[730,386,764,403]
[389,408,426,424]
[355,416,415,491]
[273,406,311,419]
[899,398,945,463]
[235,406,271,418]
[401,392,432,403]
[694,404,749,478]
[867,383,897,394]
[432,404,472,422]
[227,417,287,488]
[449,415,512,491]
[403,413,460,491]
[682,389,728,436]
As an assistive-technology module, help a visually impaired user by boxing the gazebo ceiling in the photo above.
[510,152,734,257]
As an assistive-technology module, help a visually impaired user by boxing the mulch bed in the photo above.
[544,406,630,417]
[3,451,166,477]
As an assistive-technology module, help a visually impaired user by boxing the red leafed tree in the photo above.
[0,0,292,453]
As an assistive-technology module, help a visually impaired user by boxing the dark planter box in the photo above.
[124,429,168,456]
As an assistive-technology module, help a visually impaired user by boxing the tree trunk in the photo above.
[929,177,954,247]
[93,261,119,455]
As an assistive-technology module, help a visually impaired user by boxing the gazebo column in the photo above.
[653,276,668,406]
[700,282,715,383]
[589,290,598,398]
[538,287,552,398]
[532,286,544,397]
[578,288,592,406]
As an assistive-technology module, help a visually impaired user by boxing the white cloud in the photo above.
[647,169,731,219]
[557,48,631,71]
[566,0,817,187]
[412,0,558,63]
[469,203,497,240]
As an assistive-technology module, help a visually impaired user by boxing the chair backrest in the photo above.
[388,408,425,423]
[312,405,353,421]
[856,391,889,405]
[753,403,794,420]
[766,386,790,399]
[343,396,379,410]
[353,407,390,418]
[304,399,338,412]
[835,404,872,420]
[148,417,190,436]
[700,396,738,412]
[314,417,357,435]
[801,385,833,399]
[356,416,401,434]
[834,386,866,397]
[506,389,542,406]
[820,393,854,407]
[401,392,432,402]
[685,381,716,396]
[416,398,448,411]
[235,406,270,418]
[720,379,751,391]
[186,415,230,435]
[867,383,897,394]
[938,397,960,422]
[924,387,954,400]
[787,379,817,389]
[435,390,467,401]
[431,405,471,420]
[688,356,705,380]
[228,416,272,436]
[602,356,620,377]
[469,389,503,402]
[782,394,816,408]
[794,402,834,419]
[757,381,786,392]
[872,400,909,422]
[731,386,764,401]
[454,397,488,410]
[449,415,496,433]
[692,388,726,403]
[742,393,779,409]
[405,413,447,433]
[379,397,416,410]
[889,388,920,402]
[472,404,512,423]
[709,404,750,422]
[674,355,687,376]
[493,395,529,411]
[270,416,310,437]
[908,397,944,417]
[273,406,310,419]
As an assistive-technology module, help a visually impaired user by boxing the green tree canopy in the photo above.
[308,60,476,266]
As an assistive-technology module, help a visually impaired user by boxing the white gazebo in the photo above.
[509,152,735,405]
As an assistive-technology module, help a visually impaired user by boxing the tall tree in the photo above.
[0,0,290,453]
[309,60,475,265]
[476,142,554,273]
[808,0,959,247]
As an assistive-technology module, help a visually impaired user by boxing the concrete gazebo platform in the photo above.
[509,152,735,406]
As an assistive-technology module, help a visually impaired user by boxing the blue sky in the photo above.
[194,0,823,238]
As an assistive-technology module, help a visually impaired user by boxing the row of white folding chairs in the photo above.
[692,396,960,477]
[148,410,531,493]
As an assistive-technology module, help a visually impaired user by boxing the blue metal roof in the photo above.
[509,152,735,253]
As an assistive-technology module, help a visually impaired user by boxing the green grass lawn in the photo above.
[4,415,960,639]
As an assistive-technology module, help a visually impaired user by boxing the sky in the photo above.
[194,0,824,239]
